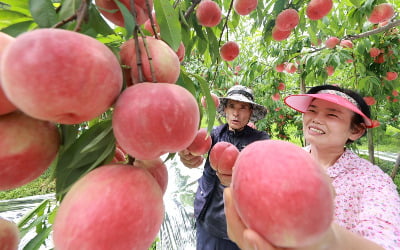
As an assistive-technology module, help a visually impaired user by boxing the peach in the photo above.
[111,146,127,163]
[133,158,168,194]
[363,96,376,106]
[112,83,200,160]
[0,218,19,250]
[277,82,285,91]
[385,72,398,81]
[326,66,335,76]
[272,26,291,41]
[209,141,239,175]
[233,0,258,16]
[187,128,212,156]
[220,41,240,61]
[369,47,381,57]
[272,93,280,101]
[201,92,220,108]
[371,120,381,127]
[275,63,285,72]
[143,12,160,35]
[232,140,334,248]
[275,9,299,31]
[176,41,186,62]
[285,63,297,73]
[340,39,353,48]
[53,164,164,250]
[325,36,340,48]
[0,32,16,115]
[196,0,222,27]
[95,0,153,26]
[120,36,180,85]
[247,121,257,129]
[306,0,333,20]
[368,3,395,24]
[0,111,60,191]
[1,28,122,124]
[374,54,385,63]
[393,90,399,97]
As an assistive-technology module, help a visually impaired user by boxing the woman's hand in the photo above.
[178,149,204,168]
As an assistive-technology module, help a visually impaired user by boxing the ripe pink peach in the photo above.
[120,36,180,85]
[0,32,16,115]
[275,9,299,31]
[201,92,220,109]
[369,47,381,57]
[363,96,376,106]
[325,36,340,48]
[187,128,212,156]
[176,42,186,62]
[275,63,285,72]
[0,111,60,191]
[209,142,239,175]
[196,0,222,27]
[285,63,297,73]
[340,39,353,48]
[95,0,153,26]
[232,140,334,248]
[233,0,258,16]
[53,164,164,250]
[220,41,240,61]
[306,0,333,20]
[374,54,385,63]
[272,93,281,101]
[0,217,19,250]
[1,28,123,124]
[143,12,159,35]
[368,3,395,24]
[326,66,335,76]
[277,82,285,91]
[272,26,291,41]
[386,72,398,81]
[112,83,200,160]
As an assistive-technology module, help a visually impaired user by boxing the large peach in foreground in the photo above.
[112,83,200,160]
[1,28,122,124]
[232,140,334,248]
[0,111,60,191]
[0,217,19,250]
[209,141,239,175]
[53,164,164,250]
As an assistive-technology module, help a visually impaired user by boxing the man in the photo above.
[179,85,269,249]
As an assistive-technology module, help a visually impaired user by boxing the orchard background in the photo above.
[0,0,399,249]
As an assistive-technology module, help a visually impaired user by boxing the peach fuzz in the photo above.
[209,141,239,175]
[232,140,334,248]
[112,83,200,160]
[196,0,222,27]
[275,8,299,31]
[120,36,181,85]
[1,28,122,124]
[0,32,16,115]
[0,111,60,191]
[53,164,164,250]
[233,0,258,16]
[95,0,153,26]
[187,128,212,156]
[0,217,19,250]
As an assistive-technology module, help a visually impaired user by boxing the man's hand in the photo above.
[178,149,204,168]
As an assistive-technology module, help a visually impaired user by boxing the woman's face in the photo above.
[302,99,364,148]
[224,100,252,131]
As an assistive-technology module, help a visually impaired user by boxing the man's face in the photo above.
[224,100,252,131]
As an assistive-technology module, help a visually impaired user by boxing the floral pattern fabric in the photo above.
[325,148,400,249]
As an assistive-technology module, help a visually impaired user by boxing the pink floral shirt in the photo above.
[325,148,400,249]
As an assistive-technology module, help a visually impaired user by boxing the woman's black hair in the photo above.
[306,84,371,144]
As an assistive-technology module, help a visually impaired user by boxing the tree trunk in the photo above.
[367,128,375,164]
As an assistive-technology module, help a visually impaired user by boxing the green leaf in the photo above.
[29,0,58,28]
[57,0,80,21]
[0,20,36,36]
[192,74,216,132]
[23,226,53,250]
[114,0,135,39]
[154,0,181,51]
[86,3,115,36]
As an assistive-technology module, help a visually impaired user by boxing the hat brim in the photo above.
[217,94,267,122]
[284,94,375,128]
